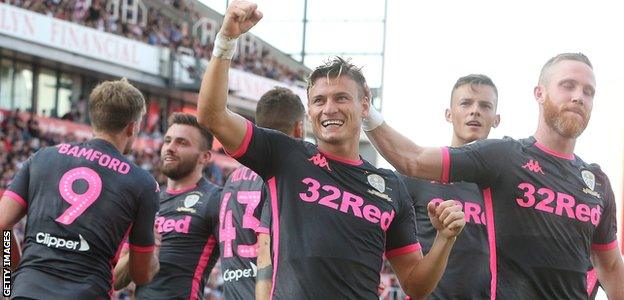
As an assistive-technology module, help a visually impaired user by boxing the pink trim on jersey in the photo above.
[385,243,422,258]
[586,269,598,296]
[441,147,451,183]
[318,149,363,166]
[3,190,27,208]
[268,177,279,300]
[227,120,254,158]
[129,244,155,253]
[483,188,497,300]
[166,184,197,195]
[190,235,217,300]
[534,141,575,160]
[255,226,270,234]
[592,240,618,251]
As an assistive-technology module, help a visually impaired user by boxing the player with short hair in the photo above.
[364,53,624,299]
[218,87,305,300]
[399,74,499,299]
[0,78,160,299]
[197,2,466,299]
[114,112,223,300]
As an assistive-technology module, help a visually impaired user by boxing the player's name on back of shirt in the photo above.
[57,143,131,174]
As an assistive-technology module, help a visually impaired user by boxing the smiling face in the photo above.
[307,75,369,148]
[537,60,595,138]
[446,83,499,146]
[160,124,207,181]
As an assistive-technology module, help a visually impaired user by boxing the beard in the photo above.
[160,153,200,180]
[543,97,589,138]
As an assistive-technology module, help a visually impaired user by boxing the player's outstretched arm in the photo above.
[197,0,262,153]
[388,200,464,298]
[363,108,444,181]
[0,196,26,271]
[129,247,160,286]
[592,247,624,299]
[113,248,132,290]
[255,233,272,300]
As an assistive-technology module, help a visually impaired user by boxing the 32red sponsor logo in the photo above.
[299,177,394,230]
[516,182,601,225]
[429,198,486,225]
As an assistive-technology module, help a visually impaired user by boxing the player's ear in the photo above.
[534,85,545,104]
[445,108,452,123]
[125,121,138,137]
[492,114,501,128]
[293,120,305,139]
[200,149,212,165]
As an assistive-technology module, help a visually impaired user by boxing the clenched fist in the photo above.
[220,0,263,39]
[427,200,465,239]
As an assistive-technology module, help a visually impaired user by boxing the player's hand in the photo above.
[220,0,263,39]
[427,200,465,239]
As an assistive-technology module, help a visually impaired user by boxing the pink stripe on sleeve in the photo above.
[227,120,254,158]
[255,226,270,234]
[592,240,618,251]
[385,243,422,258]
[3,190,27,208]
[440,147,451,183]
[129,244,155,253]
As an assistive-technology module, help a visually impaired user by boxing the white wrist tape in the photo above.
[362,106,384,131]
[212,32,238,60]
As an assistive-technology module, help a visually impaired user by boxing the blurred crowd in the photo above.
[7,0,306,83]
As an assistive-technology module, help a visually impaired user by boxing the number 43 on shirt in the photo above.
[219,191,262,258]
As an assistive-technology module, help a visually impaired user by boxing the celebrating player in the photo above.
[218,87,305,299]
[399,74,499,299]
[114,113,222,300]
[364,53,624,299]
[197,1,466,299]
[0,78,160,299]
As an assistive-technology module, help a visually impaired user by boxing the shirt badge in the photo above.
[184,193,201,208]
[581,170,596,191]
[367,174,386,193]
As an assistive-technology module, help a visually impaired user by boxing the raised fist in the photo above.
[427,200,465,239]
[220,0,263,39]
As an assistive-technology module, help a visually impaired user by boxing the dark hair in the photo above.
[89,78,145,133]
[539,52,593,85]
[167,113,213,150]
[255,87,305,134]
[451,74,498,105]
[307,56,367,98]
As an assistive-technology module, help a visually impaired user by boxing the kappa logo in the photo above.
[522,159,545,175]
[309,153,331,171]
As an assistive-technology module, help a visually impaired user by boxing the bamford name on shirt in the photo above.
[57,143,131,174]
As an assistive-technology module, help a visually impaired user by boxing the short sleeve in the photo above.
[447,138,513,187]
[4,155,33,208]
[226,121,297,179]
[385,179,421,258]
[128,176,160,252]
[591,173,617,251]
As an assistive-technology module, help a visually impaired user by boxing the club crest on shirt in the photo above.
[581,170,595,190]
[367,174,385,193]
[184,193,201,208]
